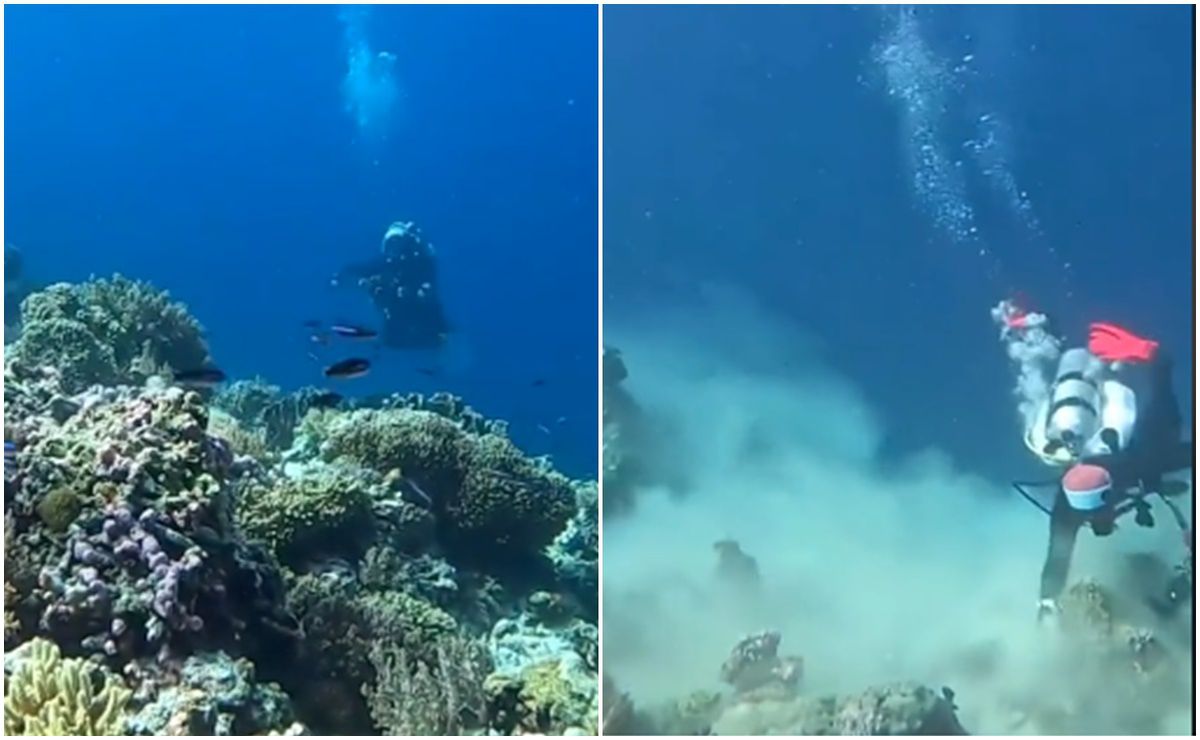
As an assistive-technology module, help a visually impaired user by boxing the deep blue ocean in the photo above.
[604,4,1194,486]
[5,4,599,478]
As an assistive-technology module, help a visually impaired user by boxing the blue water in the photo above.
[604,4,1193,485]
[5,4,599,477]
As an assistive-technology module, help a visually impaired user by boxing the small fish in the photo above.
[400,477,434,507]
[302,319,322,329]
[531,379,547,387]
[555,416,568,425]
[324,358,371,379]
[310,333,329,345]
[174,367,227,388]
[416,367,440,377]
[330,324,378,340]
[537,424,551,434]
[309,391,344,408]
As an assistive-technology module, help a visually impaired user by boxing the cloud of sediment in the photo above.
[602,286,1192,734]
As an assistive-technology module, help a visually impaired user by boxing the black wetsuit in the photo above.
[1039,352,1193,601]
[336,224,451,350]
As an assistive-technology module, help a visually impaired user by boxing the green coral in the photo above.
[9,275,209,392]
[325,409,467,483]
[286,573,458,691]
[486,658,597,735]
[324,408,576,559]
[238,471,374,563]
[3,638,131,736]
[34,487,82,533]
[450,434,576,556]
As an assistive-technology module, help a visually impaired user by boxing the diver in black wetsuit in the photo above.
[335,222,451,350]
[1012,320,1194,620]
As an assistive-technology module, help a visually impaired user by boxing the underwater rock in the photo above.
[719,630,803,699]
[713,538,761,597]
[713,682,967,735]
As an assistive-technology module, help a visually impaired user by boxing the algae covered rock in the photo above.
[3,637,131,736]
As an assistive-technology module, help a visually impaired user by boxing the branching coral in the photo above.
[363,633,492,734]
[3,637,131,735]
[8,275,209,393]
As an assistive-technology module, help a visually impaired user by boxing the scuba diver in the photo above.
[333,221,451,350]
[994,300,1194,621]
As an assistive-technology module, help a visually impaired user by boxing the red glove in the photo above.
[1089,322,1158,363]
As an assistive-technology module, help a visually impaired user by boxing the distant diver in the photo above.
[994,299,1194,622]
[334,222,451,350]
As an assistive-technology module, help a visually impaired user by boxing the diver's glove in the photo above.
[1036,598,1060,625]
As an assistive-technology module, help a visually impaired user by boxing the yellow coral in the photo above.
[4,638,131,736]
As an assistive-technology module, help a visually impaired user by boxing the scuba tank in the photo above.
[1044,348,1103,457]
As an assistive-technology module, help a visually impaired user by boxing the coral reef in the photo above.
[364,633,492,734]
[4,637,132,735]
[321,407,576,561]
[4,275,596,737]
[7,275,209,393]
[125,651,297,735]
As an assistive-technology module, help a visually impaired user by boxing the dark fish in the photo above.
[309,391,344,408]
[174,367,227,388]
[330,324,378,340]
[324,358,371,379]
[531,379,547,387]
[302,319,322,329]
[416,367,440,377]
